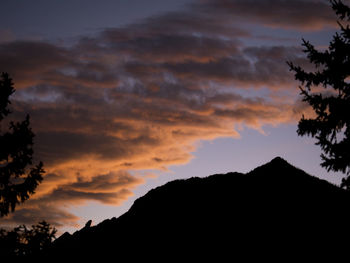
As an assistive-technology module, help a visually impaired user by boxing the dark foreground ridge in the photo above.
[44,157,350,259]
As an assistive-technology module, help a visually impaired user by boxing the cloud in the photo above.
[0,0,324,230]
[0,41,70,88]
[0,29,15,43]
[196,0,337,31]
[105,34,241,63]
[39,172,144,205]
[1,171,143,228]
[1,205,80,228]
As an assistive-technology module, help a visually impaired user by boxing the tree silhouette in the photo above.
[0,73,44,216]
[0,221,57,258]
[288,0,350,189]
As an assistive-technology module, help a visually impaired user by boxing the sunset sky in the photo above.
[0,0,346,233]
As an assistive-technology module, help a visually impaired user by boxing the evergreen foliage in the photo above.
[0,73,44,216]
[288,0,350,188]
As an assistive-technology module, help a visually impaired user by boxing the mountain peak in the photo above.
[270,156,288,164]
[261,156,294,168]
[247,156,298,176]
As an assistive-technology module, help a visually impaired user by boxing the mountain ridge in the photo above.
[45,156,350,260]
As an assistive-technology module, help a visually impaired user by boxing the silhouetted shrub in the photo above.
[0,221,57,258]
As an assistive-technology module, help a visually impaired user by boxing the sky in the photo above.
[0,0,347,233]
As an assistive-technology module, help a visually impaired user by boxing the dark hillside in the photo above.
[44,157,350,260]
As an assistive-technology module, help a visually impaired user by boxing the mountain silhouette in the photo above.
[42,157,350,260]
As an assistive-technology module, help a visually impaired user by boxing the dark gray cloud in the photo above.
[1,205,79,228]
[0,41,70,86]
[105,34,241,62]
[195,0,337,30]
[123,46,306,88]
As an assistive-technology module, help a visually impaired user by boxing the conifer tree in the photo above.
[288,0,350,188]
[0,73,44,216]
